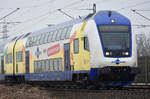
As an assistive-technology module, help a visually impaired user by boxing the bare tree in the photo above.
[136,33,150,56]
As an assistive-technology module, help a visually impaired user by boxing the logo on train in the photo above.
[47,44,60,56]
[112,58,125,64]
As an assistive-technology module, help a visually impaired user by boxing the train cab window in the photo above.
[61,27,68,40]
[74,38,79,53]
[49,59,54,71]
[65,26,72,39]
[56,29,62,41]
[47,31,53,42]
[54,59,58,72]
[51,30,58,42]
[58,58,62,71]
[84,37,89,51]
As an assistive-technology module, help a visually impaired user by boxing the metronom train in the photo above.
[0,10,140,87]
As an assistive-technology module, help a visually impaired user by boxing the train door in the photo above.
[1,56,4,74]
[64,43,70,71]
[25,51,30,73]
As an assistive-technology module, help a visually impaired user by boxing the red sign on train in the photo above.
[47,44,60,56]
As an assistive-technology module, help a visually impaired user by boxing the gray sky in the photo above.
[0,0,150,40]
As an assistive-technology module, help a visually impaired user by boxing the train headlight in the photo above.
[125,52,129,55]
[106,52,109,56]
[111,19,115,23]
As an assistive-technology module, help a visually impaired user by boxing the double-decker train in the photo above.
[0,10,139,87]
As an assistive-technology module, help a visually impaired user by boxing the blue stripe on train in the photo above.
[27,71,90,81]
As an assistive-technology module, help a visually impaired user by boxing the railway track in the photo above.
[1,82,150,99]
[44,85,150,99]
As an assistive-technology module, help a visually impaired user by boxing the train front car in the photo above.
[87,11,139,86]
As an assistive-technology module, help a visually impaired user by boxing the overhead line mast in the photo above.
[0,8,20,40]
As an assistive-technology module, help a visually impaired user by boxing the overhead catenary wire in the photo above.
[131,9,150,22]
[8,0,85,35]
[0,8,20,21]
[132,9,150,11]
[118,0,150,10]
[11,0,85,26]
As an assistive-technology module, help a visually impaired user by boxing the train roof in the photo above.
[18,10,131,39]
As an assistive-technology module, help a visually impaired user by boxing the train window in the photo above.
[5,54,8,64]
[42,34,47,44]
[65,26,72,39]
[44,60,47,72]
[84,37,89,51]
[37,35,42,45]
[47,31,53,43]
[20,52,23,62]
[39,34,44,45]
[10,54,12,63]
[36,35,41,45]
[41,34,45,44]
[49,59,54,71]
[16,51,23,62]
[44,33,49,43]
[32,36,37,46]
[18,52,21,62]
[51,30,58,42]
[74,38,79,53]
[54,59,58,72]
[8,54,10,63]
[56,29,62,41]
[41,34,46,44]
[41,60,45,72]
[61,27,68,40]
[16,52,18,62]
[7,54,9,64]
[45,59,49,72]
[26,37,29,47]
[29,37,33,47]
[6,54,8,64]
[32,36,35,46]
[58,58,62,71]
[26,37,31,47]
[34,61,37,73]
[38,61,41,72]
